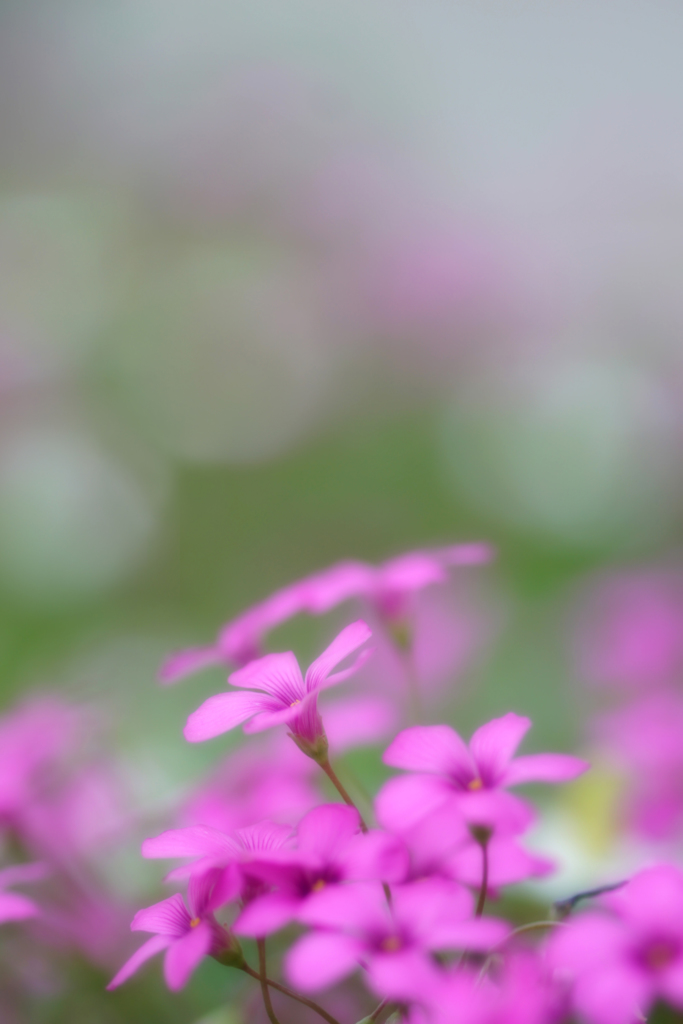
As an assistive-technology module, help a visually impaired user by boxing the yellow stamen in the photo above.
[290,699,301,707]
[468,778,483,791]
[311,879,326,893]
[190,917,201,928]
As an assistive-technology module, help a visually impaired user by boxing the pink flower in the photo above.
[285,878,508,996]
[0,863,45,925]
[183,620,372,748]
[574,570,683,691]
[549,864,683,1024]
[379,713,588,832]
[160,544,492,684]
[233,804,407,937]
[107,870,238,992]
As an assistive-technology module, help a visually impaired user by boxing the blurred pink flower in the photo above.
[183,620,372,746]
[285,878,508,996]
[574,570,683,691]
[160,543,492,684]
[549,864,683,1024]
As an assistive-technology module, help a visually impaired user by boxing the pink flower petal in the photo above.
[142,825,240,861]
[107,934,173,989]
[0,862,48,888]
[298,882,387,934]
[342,830,410,884]
[428,916,509,952]
[0,891,39,922]
[302,562,375,613]
[159,646,222,686]
[163,920,212,991]
[184,691,279,742]
[375,774,454,831]
[297,804,360,859]
[383,725,475,781]
[229,652,304,704]
[324,695,397,752]
[131,894,190,937]
[367,949,441,1002]
[441,543,495,566]
[285,931,364,991]
[241,691,318,734]
[377,553,447,594]
[469,714,531,785]
[503,753,589,787]
[305,621,372,692]
[234,892,301,936]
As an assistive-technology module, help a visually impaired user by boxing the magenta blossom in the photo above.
[379,713,588,832]
[233,804,407,938]
[184,620,372,749]
[285,877,508,996]
[107,870,238,992]
[160,544,492,684]
[0,862,45,924]
[549,864,683,1024]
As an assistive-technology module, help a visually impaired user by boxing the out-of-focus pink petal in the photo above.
[573,964,651,1024]
[548,914,626,974]
[163,920,212,991]
[131,894,190,937]
[383,725,474,781]
[236,821,294,854]
[184,691,279,742]
[377,553,447,594]
[453,836,555,888]
[367,949,443,1002]
[392,879,473,935]
[0,862,48,888]
[305,621,372,692]
[324,695,397,751]
[375,774,454,831]
[456,789,536,834]
[0,891,39,922]
[441,543,495,566]
[342,830,410,883]
[303,562,375,613]
[229,652,304,704]
[603,864,683,934]
[297,804,360,859]
[106,934,173,989]
[661,960,683,1007]
[428,916,509,951]
[142,825,240,861]
[159,646,222,685]
[234,892,302,936]
[285,932,364,991]
[503,753,589,787]
[469,714,531,785]
[299,882,386,934]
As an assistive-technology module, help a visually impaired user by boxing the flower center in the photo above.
[644,940,676,971]
[311,879,326,893]
[290,699,301,707]
[468,778,483,791]
[190,917,201,928]
[381,935,402,953]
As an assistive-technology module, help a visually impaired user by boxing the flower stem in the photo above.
[318,756,369,832]
[475,840,489,918]
[256,938,283,1024]
[240,962,342,1024]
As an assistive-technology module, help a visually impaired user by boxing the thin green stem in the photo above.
[475,841,489,918]
[257,939,283,1024]
[240,962,342,1024]
[318,756,369,832]
[369,996,393,1021]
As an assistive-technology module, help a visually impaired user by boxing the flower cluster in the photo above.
[5,546,683,1024]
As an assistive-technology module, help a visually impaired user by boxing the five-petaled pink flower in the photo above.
[378,713,589,832]
[184,621,372,748]
[107,870,237,992]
